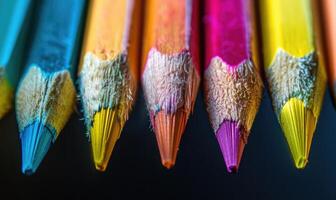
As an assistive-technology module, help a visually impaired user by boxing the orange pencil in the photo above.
[321,0,336,105]
[141,0,200,169]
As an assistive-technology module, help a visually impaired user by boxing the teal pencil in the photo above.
[0,0,32,119]
[15,0,86,175]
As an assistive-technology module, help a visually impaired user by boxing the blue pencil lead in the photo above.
[20,121,53,175]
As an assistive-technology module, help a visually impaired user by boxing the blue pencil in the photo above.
[15,0,86,175]
[0,0,33,119]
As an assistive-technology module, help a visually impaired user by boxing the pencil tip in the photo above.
[228,165,238,173]
[280,98,316,169]
[296,157,308,169]
[91,108,122,172]
[20,121,53,175]
[152,110,187,169]
[216,120,245,173]
[162,161,174,169]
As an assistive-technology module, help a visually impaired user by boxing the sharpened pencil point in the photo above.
[216,121,245,173]
[296,157,308,169]
[20,121,53,175]
[163,161,174,169]
[91,108,122,171]
[280,98,316,169]
[153,110,187,169]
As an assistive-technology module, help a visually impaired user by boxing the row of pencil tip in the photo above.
[0,0,334,175]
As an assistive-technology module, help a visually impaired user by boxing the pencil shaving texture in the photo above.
[204,57,262,135]
[79,53,135,134]
[142,48,200,114]
[16,66,75,137]
[266,49,317,116]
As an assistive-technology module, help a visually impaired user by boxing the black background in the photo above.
[0,88,335,200]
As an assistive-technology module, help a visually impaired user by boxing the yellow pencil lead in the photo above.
[279,98,316,169]
[91,108,122,171]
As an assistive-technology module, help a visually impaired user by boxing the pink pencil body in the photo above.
[203,0,263,173]
[205,0,249,69]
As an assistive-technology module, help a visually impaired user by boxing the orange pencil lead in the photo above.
[151,110,187,169]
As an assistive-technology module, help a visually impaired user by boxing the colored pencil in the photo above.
[15,0,86,175]
[203,0,263,173]
[321,0,336,106]
[260,0,326,169]
[142,0,200,169]
[0,0,32,119]
[78,0,141,171]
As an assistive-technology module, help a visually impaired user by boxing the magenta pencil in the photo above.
[203,0,263,173]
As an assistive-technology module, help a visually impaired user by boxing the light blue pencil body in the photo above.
[0,0,32,118]
[15,0,86,175]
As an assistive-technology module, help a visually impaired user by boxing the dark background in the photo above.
[0,87,335,200]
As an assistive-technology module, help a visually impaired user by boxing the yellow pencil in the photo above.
[260,0,326,169]
[78,0,141,171]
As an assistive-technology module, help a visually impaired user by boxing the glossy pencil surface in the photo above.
[142,0,200,169]
[203,0,262,173]
[0,0,32,119]
[79,0,141,171]
[16,0,86,174]
[260,0,326,169]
